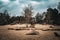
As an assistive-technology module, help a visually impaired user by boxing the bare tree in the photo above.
[22,5,33,28]
[23,5,33,23]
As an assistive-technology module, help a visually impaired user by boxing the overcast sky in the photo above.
[0,0,60,16]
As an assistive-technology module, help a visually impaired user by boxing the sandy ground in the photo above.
[0,24,60,40]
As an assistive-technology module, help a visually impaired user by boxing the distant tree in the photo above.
[57,13,60,25]
[23,5,33,23]
[46,8,59,24]
[19,16,25,23]
[57,2,60,11]
[42,12,46,23]
[4,10,10,24]
[53,8,58,19]
[35,12,43,23]
[53,8,59,24]
[10,16,16,24]
[9,16,25,24]
[0,10,10,25]
[0,13,4,25]
[46,8,54,24]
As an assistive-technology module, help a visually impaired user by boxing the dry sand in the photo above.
[0,24,60,40]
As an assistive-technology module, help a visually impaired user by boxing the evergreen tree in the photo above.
[57,2,60,11]
[35,13,43,23]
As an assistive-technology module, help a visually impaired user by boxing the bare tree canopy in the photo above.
[23,5,33,23]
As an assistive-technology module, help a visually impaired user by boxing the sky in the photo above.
[0,0,60,17]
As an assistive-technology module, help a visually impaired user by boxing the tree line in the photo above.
[0,2,60,25]
[35,2,60,25]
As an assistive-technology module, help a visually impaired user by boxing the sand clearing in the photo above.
[0,24,60,40]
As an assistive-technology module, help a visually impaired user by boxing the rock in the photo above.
[26,30,39,35]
